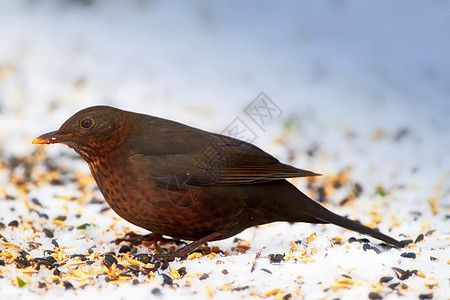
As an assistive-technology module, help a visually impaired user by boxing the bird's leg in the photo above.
[113,232,185,247]
[153,232,223,262]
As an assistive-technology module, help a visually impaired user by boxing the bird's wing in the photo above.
[129,138,319,188]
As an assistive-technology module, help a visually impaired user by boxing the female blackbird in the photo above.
[33,106,402,259]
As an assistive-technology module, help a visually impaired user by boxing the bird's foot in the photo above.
[152,232,223,262]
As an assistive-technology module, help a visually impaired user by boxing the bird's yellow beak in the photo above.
[32,131,73,144]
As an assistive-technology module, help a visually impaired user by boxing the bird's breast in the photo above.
[84,153,255,240]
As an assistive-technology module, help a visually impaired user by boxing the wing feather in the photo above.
[127,119,320,189]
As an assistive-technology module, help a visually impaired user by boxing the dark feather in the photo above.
[127,120,320,188]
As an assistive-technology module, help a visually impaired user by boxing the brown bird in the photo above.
[33,106,402,259]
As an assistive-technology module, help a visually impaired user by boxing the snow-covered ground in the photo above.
[0,1,449,299]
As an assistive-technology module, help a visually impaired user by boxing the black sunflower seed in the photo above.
[104,254,118,268]
[379,276,393,283]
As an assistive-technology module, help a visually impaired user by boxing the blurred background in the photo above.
[0,0,449,195]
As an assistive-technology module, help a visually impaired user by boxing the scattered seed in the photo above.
[283,293,292,300]
[400,252,416,259]
[151,288,162,296]
[392,267,411,280]
[400,239,413,246]
[127,265,140,273]
[353,183,363,197]
[34,211,49,219]
[372,246,381,254]
[161,261,169,270]
[51,239,59,247]
[415,234,425,244]
[348,237,357,243]
[42,228,54,238]
[232,286,249,291]
[425,230,435,236]
[339,197,349,206]
[419,293,433,299]
[63,281,74,289]
[34,257,53,269]
[16,277,26,287]
[50,179,64,185]
[368,292,382,299]
[379,276,393,283]
[31,198,43,207]
[70,254,87,261]
[161,274,173,286]
[152,261,161,270]
[14,258,31,268]
[119,245,131,253]
[388,282,400,289]
[269,253,285,264]
[177,267,187,277]
[8,220,19,227]
[104,254,117,268]
[250,262,256,273]
[44,256,57,264]
[394,128,410,141]
[76,223,92,230]
[89,197,104,205]
[27,242,42,250]
[54,215,67,221]
[134,254,153,264]
[20,250,29,258]
[307,144,318,157]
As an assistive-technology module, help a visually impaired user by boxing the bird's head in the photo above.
[33,106,131,158]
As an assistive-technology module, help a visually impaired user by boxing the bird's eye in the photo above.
[80,118,94,129]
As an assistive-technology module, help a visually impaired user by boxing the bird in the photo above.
[33,105,403,260]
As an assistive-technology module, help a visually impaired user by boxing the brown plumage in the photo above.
[33,106,402,259]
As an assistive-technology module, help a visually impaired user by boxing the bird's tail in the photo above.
[306,206,403,248]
